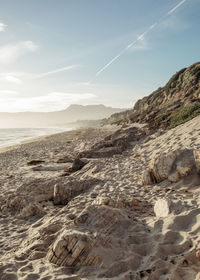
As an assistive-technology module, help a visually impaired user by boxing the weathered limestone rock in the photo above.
[20,203,44,218]
[142,170,156,185]
[16,178,55,203]
[78,126,146,158]
[154,198,172,218]
[47,204,132,269]
[47,230,100,267]
[194,150,200,174]
[143,149,195,185]
[93,195,139,209]
[53,178,97,205]
[154,198,184,218]
[149,151,178,183]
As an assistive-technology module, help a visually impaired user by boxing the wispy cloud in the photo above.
[0,73,23,85]
[0,22,7,32]
[94,0,188,78]
[0,40,39,64]
[35,65,80,79]
[5,74,23,84]
[0,90,18,95]
[0,92,96,112]
[168,0,187,15]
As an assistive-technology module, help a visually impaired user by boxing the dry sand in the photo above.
[0,118,200,280]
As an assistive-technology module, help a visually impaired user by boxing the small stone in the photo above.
[154,198,172,218]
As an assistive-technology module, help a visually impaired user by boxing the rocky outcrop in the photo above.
[79,126,147,158]
[142,149,197,185]
[53,178,97,205]
[47,229,100,267]
[105,62,200,129]
[47,204,138,270]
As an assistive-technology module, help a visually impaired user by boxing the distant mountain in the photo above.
[105,62,200,129]
[0,104,126,128]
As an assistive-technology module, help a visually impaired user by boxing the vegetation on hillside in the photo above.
[167,103,200,129]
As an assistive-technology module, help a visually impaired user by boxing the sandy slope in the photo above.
[0,118,200,280]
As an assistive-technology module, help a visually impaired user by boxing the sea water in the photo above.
[0,127,72,148]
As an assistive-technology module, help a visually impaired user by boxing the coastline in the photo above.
[0,127,75,154]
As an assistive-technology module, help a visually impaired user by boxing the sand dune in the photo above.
[1,117,200,279]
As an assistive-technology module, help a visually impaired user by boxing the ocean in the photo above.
[0,127,72,148]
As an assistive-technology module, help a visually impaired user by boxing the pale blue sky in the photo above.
[0,0,199,112]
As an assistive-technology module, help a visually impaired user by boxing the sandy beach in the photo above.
[1,119,200,279]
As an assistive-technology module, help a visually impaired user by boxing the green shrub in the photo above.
[167,103,200,129]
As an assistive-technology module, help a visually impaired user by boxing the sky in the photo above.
[0,0,199,112]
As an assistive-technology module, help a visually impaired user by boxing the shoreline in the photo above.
[0,127,75,154]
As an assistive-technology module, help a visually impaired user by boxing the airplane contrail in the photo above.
[94,0,188,78]
[168,0,187,15]
[95,23,157,77]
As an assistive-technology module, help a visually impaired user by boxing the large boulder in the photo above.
[142,149,195,185]
[47,229,100,267]
[47,204,134,270]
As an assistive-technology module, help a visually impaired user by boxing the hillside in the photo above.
[0,104,126,128]
[106,62,200,129]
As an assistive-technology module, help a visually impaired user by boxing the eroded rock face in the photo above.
[105,62,200,129]
[78,126,146,158]
[47,204,134,270]
[142,149,195,185]
[47,230,100,267]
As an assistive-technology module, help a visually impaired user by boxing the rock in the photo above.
[16,178,55,203]
[20,203,44,218]
[154,198,184,218]
[142,170,156,185]
[79,126,146,158]
[93,195,139,209]
[47,204,131,269]
[143,149,195,185]
[53,178,97,205]
[194,150,200,174]
[149,151,178,183]
[154,198,172,218]
[47,229,100,267]
[27,160,45,166]
[64,158,88,174]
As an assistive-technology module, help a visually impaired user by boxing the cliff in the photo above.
[106,62,200,129]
